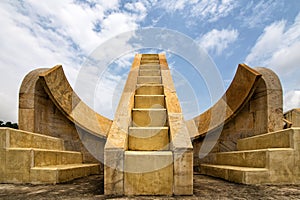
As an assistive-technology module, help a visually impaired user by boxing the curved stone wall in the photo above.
[19,66,112,164]
[186,64,283,169]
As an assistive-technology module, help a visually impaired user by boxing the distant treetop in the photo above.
[0,120,18,129]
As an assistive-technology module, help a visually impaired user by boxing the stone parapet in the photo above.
[104,54,141,195]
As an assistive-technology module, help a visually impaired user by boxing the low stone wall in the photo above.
[284,109,300,127]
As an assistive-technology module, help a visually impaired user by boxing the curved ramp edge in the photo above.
[19,68,49,132]
[188,64,262,140]
[38,65,112,139]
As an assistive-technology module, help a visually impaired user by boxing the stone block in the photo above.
[254,110,268,134]
[201,164,268,184]
[134,95,165,108]
[234,109,254,131]
[200,164,228,180]
[135,84,163,95]
[5,172,30,183]
[19,92,35,109]
[0,150,6,182]
[243,170,269,184]
[0,128,6,149]
[30,168,57,184]
[173,150,193,195]
[140,59,160,65]
[33,150,58,167]
[132,108,167,127]
[185,120,199,139]
[8,129,64,150]
[104,123,128,150]
[161,70,176,92]
[58,166,83,182]
[226,168,244,183]
[141,54,159,60]
[104,150,124,195]
[18,109,35,132]
[33,149,82,167]
[60,151,82,165]
[227,167,269,184]
[139,64,160,70]
[285,109,300,127]
[293,129,300,182]
[30,164,100,184]
[267,149,295,183]
[165,91,182,113]
[139,69,161,76]
[137,76,161,84]
[214,150,267,168]
[9,130,32,149]
[168,113,193,150]
[5,149,31,183]
[128,127,169,150]
[237,129,292,151]
[249,95,267,112]
[124,151,173,195]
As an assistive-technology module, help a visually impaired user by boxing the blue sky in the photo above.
[0,0,299,122]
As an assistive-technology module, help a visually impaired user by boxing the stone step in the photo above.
[139,69,161,76]
[134,95,165,109]
[30,163,100,184]
[139,64,160,70]
[200,164,268,184]
[124,151,173,195]
[137,76,161,84]
[128,127,169,150]
[6,148,83,167]
[132,108,167,127]
[141,54,159,60]
[136,84,164,95]
[207,148,294,168]
[0,128,64,151]
[141,56,159,60]
[237,129,295,151]
[140,59,160,64]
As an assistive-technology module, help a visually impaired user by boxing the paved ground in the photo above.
[1,174,300,200]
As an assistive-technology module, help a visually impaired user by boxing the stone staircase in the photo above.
[104,53,193,196]
[125,54,173,195]
[200,128,300,184]
[0,127,100,184]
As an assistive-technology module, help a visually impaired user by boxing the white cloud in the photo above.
[245,13,300,79]
[157,0,237,22]
[245,12,300,111]
[240,0,283,28]
[284,90,300,112]
[159,0,192,12]
[198,29,239,55]
[0,0,147,122]
[100,12,139,39]
[245,21,286,65]
[94,72,126,119]
[191,0,237,22]
[114,54,135,71]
